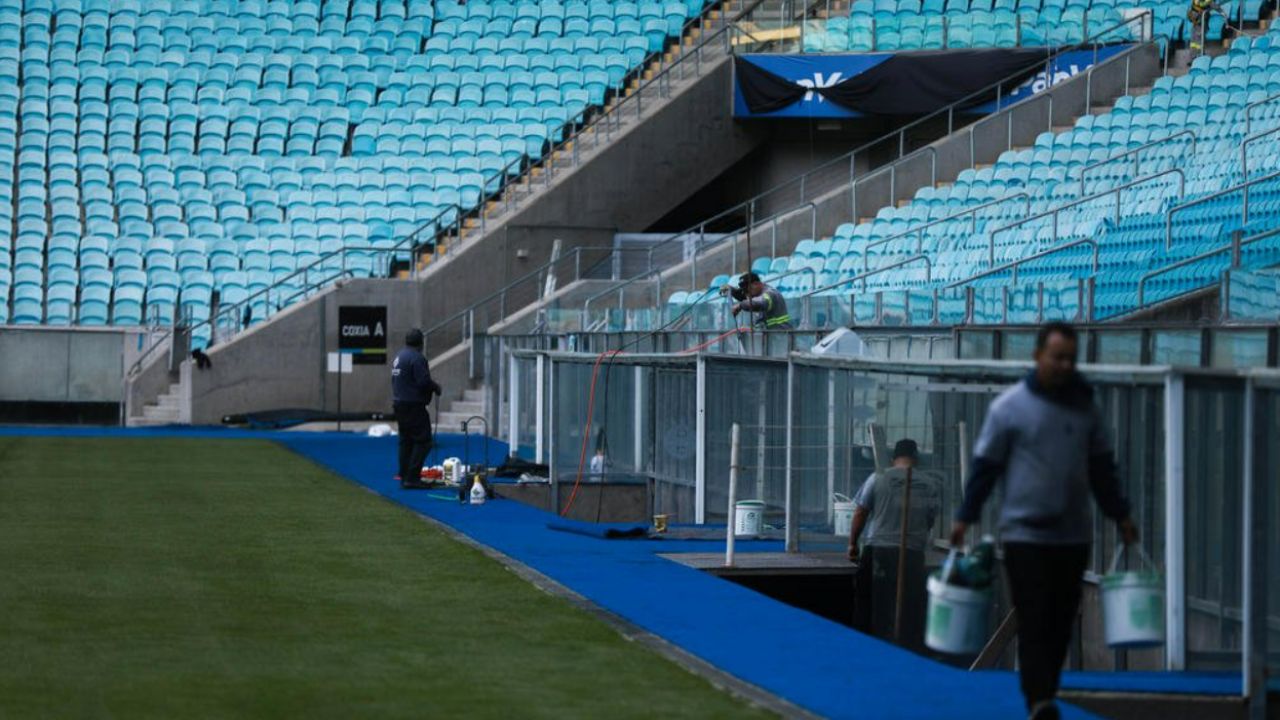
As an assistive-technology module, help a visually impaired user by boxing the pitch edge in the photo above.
[283,443,822,720]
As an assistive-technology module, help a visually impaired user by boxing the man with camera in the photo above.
[720,272,793,330]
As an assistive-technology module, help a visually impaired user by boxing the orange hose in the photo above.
[559,349,621,517]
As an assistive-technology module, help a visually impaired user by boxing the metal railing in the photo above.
[139,0,759,366]
[1245,90,1280,134]
[949,237,1099,289]
[800,254,934,297]
[639,13,1158,286]
[1139,227,1280,306]
[1239,126,1280,216]
[1077,129,1197,195]
[801,1,1146,54]
[421,244,641,350]
[650,201,818,305]
[406,0,775,271]
[988,167,1185,265]
[1165,170,1280,250]
[860,192,1031,271]
[168,242,404,358]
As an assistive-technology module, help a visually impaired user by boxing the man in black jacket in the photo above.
[392,328,442,489]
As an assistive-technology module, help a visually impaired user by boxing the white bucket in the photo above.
[734,500,765,538]
[833,493,855,538]
[1102,545,1165,648]
[925,551,991,655]
[443,457,462,484]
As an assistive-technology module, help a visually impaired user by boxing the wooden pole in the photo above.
[894,465,914,643]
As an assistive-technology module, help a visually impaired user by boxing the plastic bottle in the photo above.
[469,475,486,505]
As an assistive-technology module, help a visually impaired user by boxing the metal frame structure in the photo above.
[503,347,1275,712]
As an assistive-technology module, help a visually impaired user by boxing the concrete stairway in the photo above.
[129,380,183,427]
[437,388,487,435]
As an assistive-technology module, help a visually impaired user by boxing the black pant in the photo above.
[854,545,927,651]
[1003,543,1090,711]
[394,401,433,483]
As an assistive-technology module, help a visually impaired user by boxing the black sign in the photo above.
[338,306,388,365]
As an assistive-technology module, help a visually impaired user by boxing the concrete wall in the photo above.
[0,326,137,404]
[418,56,769,359]
[189,279,423,424]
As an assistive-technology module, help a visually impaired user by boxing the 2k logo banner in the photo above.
[795,72,843,102]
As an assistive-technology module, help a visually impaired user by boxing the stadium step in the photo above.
[436,389,493,436]
[130,380,184,426]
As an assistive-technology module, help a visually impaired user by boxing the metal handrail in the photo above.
[989,168,1186,265]
[848,146,938,222]
[422,244,625,348]
[1245,90,1280,134]
[395,0,773,271]
[1138,227,1280,306]
[947,237,1099,289]
[642,12,1157,273]
[1164,170,1280,250]
[800,254,933,297]
[181,242,393,348]
[861,192,1031,271]
[581,263,670,324]
[1239,126,1280,221]
[125,322,176,379]
[1077,129,1197,195]
[647,194,816,279]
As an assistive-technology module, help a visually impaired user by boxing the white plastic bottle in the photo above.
[469,476,486,505]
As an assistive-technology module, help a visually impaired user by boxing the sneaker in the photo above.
[400,478,434,490]
[1028,701,1060,720]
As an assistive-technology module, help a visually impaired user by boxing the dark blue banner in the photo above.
[971,44,1132,113]
[732,54,891,118]
[733,45,1133,119]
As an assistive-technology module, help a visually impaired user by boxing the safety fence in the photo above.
[498,349,1279,692]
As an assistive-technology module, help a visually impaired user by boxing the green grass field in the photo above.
[0,437,771,719]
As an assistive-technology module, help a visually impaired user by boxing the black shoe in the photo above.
[1028,701,1060,720]
[400,479,434,490]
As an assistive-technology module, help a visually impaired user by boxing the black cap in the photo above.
[738,271,762,290]
[405,328,423,347]
[892,438,918,461]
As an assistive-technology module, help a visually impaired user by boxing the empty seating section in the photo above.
[670,30,1280,328]
[802,0,1252,53]
[1,0,709,342]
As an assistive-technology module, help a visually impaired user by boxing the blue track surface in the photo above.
[7,427,1241,717]
[280,433,1088,719]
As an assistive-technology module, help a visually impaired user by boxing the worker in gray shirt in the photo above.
[950,322,1137,720]
[847,438,941,650]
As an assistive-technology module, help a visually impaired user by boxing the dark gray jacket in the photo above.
[391,347,441,404]
[957,371,1130,544]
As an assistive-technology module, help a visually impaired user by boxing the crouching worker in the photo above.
[847,438,941,651]
[392,328,442,489]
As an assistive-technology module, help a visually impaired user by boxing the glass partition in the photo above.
[703,357,790,529]
[1094,330,1143,364]
[1151,330,1203,366]
[1183,375,1246,671]
[1210,330,1270,369]
[526,349,1280,685]
[1256,380,1280,675]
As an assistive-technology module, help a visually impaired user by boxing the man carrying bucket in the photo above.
[847,438,941,650]
[950,322,1138,720]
